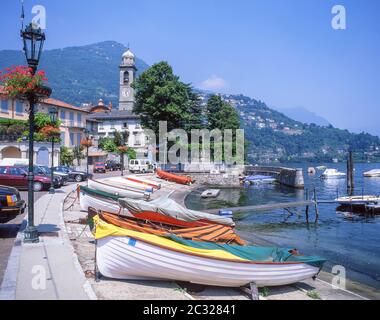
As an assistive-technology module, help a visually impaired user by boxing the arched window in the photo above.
[123,71,129,84]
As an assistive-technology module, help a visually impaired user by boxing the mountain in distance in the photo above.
[1,41,380,163]
[0,41,149,107]
[272,106,331,127]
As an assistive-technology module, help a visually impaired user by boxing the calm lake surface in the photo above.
[185,163,380,291]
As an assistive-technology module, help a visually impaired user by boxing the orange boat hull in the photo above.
[156,168,193,185]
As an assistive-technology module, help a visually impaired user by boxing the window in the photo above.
[70,112,74,121]
[60,132,65,146]
[123,122,128,128]
[70,133,75,146]
[16,101,23,114]
[1,99,8,113]
[60,110,66,120]
[77,113,82,123]
[77,133,82,145]
[0,167,7,174]
[10,167,23,176]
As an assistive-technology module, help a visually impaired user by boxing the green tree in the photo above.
[73,145,85,166]
[133,61,202,134]
[60,146,74,166]
[205,95,240,131]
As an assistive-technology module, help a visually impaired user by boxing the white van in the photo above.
[129,159,154,174]
[0,158,29,166]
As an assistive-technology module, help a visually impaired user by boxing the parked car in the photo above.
[17,166,63,189]
[94,162,106,173]
[105,160,121,171]
[41,166,69,185]
[129,159,154,174]
[0,185,26,222]
[53,166,90,182]
[0,166,52,192]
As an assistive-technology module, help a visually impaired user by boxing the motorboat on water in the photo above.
[363,169,380,177]
[316,166,327,170]
[94,216,326,287]
[320,169,346,179]
[201,189,221,198]
[243,175,277,185]
[335,195,380,206]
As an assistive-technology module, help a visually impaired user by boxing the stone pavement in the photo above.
[0,185,96,300]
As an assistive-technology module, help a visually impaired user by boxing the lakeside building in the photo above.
[0,86,89,166]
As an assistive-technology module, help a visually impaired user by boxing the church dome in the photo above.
[122,49,135,59]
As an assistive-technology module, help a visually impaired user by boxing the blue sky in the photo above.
[1,0,380,135]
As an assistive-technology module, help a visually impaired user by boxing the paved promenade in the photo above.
[0,185,95,300]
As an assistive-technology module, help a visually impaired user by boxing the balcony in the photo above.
[61,120,86,128]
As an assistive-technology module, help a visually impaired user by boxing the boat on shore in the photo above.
[88,179,151,199]
[104,176,155,193]
[94,216,326,287]
[156,168,193,185]
[79,185,132,216]
[98,211,245,245]
[363,169,380,177]
[124,176,161,189]
[321,169,346,179]
[119,197,235,227]
[316,166,327,170]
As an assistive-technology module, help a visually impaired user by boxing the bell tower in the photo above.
[119,48,137,112]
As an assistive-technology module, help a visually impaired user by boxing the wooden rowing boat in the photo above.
[156,168,193,185]
[99,211,245,245]
[95,217,326,287]
[104,176,155,193]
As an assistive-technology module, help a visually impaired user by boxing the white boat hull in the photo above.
[88,179,148,199]
[96,236,320,287]
[105,177,155,193]
[79,191,132,217]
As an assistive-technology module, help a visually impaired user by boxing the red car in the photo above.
[0,166,52,192]
[93,162,106,173]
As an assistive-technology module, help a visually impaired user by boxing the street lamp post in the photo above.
[84,129,90,177]
[21,23,46,243]
[49,107,58,194]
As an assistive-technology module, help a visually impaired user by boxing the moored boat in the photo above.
[321,169,346,179]
[363,169,380,177]
[335,195,380,206]
[94,217,326,287]
[243,175,277,185]
[156,168,193,185]
[119,197,235,227]
[88,179,151,199]
[201,189,221,198]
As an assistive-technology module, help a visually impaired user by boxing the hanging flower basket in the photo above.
[39,125,61,138]
[80,139,93,148]
[118,146,129,154]
[0,66,51,100]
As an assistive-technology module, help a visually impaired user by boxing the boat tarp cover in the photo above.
[93,215,247,261]
[93,216,325,267]
[168,235,326,268]
[119,197,235,226]
[80,185,121,201]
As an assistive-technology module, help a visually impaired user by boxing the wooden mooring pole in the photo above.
[305,188,309,223]
[347,150,354,195]
[313,188,319,223]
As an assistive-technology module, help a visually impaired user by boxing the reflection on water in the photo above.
[186,163,380,290]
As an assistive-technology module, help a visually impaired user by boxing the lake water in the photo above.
[185,163,380,292]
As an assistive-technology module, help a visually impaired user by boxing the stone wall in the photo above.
[186,172,241,186]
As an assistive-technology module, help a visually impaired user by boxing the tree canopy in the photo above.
[133,61,202,134]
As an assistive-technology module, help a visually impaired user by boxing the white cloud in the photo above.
[199,75,228,91]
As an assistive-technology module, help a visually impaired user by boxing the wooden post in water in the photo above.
[305,188,309,223]
[347,150,354,195]
[313,188,319,223]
